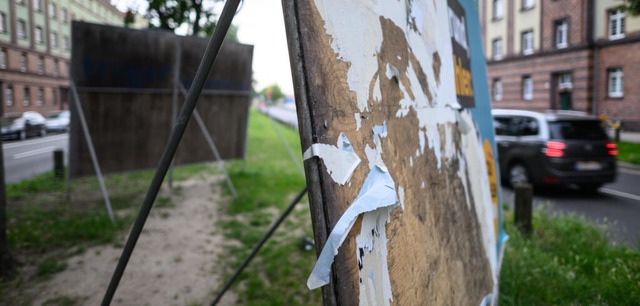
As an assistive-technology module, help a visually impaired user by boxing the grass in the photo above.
[500,205,640,305]
[218,110,321,305]
[617,141,640,165]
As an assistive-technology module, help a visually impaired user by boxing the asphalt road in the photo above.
[2,133,69,183]
[502,168,640,246]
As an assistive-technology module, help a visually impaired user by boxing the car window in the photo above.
[549,120,608,140]
[494,117,513,136]
[494,116,538,136]
[520,117,539,136]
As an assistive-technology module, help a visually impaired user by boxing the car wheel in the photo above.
[578,183,603,193]
[40,127,47,137]
[508,163,530,187]
[19,130,27,140]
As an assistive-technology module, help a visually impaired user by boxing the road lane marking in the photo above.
[13,146,56,159]
[3,134,68,149]
[600,188,640,202]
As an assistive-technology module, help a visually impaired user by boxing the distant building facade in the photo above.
[480,0,640,131]
[0,0,140,115]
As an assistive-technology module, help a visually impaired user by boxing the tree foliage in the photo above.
[260,84,285,102]
[624,0,640,16]
[145,0,238,38]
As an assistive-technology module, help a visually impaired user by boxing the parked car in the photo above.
[45,110,70,133]
[1,111,47,140]
[492,109,617,191]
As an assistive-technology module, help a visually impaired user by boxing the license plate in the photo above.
[575,161,602,171]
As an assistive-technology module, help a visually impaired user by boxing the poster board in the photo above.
[69,22,253,178]
[283,0,506,304]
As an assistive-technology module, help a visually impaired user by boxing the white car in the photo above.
[45,110,70,133]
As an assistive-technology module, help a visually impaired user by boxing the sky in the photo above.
[114,0,295,95]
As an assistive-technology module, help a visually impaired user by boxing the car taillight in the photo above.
[545,141,566,157]
[606,142,618,156]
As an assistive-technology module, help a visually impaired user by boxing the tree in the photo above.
[260,84,285,103]
[145,0,238,38]
[624,0,640,16]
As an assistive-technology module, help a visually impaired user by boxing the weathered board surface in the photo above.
[283,1,505,305]
[69,22,253,178]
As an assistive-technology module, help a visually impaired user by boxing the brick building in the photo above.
[479,0,640,131]
[0,0,145,115]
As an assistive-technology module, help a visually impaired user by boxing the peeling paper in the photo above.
[307,166,398,290]
[479,294,493,306]
[303,133,361,185]
[357,205,394,305]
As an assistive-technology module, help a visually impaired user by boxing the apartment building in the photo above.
[480,0,640,131]
[0,0,128,115]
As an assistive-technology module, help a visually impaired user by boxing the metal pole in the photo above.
[70,82,115,224]
[169,40,182,189]
[211,186,308,306]
[53,150,64,180]
[101,1,242,304]
[179,85,238,198]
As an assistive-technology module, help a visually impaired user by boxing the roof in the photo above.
[492,109,599,121]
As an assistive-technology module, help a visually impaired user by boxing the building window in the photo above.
[522,0,534,10]
[15,0,25,5]
[493,79,503,101]
[492,0,503,19]
[558,73,572,90]
[492,38,503,60]
[53,59,59,76]
[0,12,7,33]
[17,19,27,39]
[51,32,58,48]
[23,87,30,106]
[33,0,42,11]
[521,30,534,55]
[0,48,6,69]
[608,68,623,98]
[555,19,568,49]
[38,56,44,74]
[63,35,69,51]
[49,3,57,19]
[37,88,44,106]
[609,9,625,40]
[62,9,68,23]
[522,76,533,100]
[52,88,58,105]
[35,27,43,44]
[5,87,13,107]
[20,52,27,72]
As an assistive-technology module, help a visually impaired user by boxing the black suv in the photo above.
[492,109,617,191]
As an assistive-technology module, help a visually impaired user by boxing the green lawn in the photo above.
[500,206,640,305]
[219,110,321,305]
[617,141,640,165]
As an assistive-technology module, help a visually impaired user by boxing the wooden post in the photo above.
[514,184,533,236]
[53,150,64,180]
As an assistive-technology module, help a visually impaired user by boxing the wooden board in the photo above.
[69,22,253,178]
[283,1,503,305]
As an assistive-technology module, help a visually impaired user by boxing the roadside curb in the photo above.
[618,161,640,172]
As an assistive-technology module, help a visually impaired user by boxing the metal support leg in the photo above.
[70,82,115,224]
[210,186,308,306]
[169,41,182,189]
[179,84,238,198]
